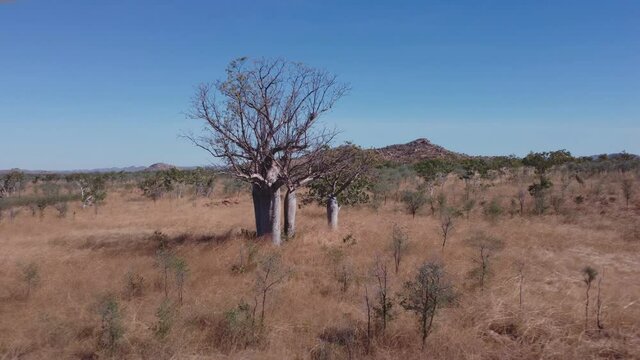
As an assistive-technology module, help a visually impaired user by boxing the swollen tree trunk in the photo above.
[252,184,268,236]
[327,196,339,230]
[284,189,297,239]
[251,184,282,245]
[270,187,282,245]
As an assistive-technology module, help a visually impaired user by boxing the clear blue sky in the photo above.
[1,0,638,170]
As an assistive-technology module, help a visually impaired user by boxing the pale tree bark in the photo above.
[327,196,339,230]
[284,188,297,238]
[307,145,374,231]
[187,58,347,245]
[270,187,282,245]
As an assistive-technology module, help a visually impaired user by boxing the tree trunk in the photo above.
[270,187,282,245]
[252,184,280,243]
[252,184,266,236]
[327,196,339,230]
[284,189,297,239]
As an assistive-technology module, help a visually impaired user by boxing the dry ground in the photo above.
[1,175,639,359]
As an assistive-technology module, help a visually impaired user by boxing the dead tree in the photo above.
[188,58,347,244]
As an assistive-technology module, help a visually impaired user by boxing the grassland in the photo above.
[0,171,639,359]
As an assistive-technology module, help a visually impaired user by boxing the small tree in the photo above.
[523,150,572,215]
[517,189,526,216]
[439,208,456,250]
[514,259,525,310]
[1,170,26,198]
[306,144,374,230]
[173,257,189,305]
[96,294,124,353]
[621,178,634,208]
[581,266,598,330]
[390,224,409,273]
[156,249,175,298]
[154,299,176,339]
[462,198,475,220]
[528,177,552,215]
[483,197,503,222]
[596,267,604,330]
[399,261,455,350]
[139,172,174,202]
[254,253,290,326]
[20,262,40,298]
[464,233,504,291]
[401,189,426,218]
[371,258,393,334]
[363,285,372,353]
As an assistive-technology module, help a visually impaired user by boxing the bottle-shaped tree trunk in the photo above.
[327,196,339,230]
[284,188,297,239]
[252,184,282,245]
[270,187,282,245]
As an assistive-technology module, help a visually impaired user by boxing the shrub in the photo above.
[483,198,503,222]
[400,261,455,349]
[212,300,260,351]
[401,190,427,218]
[334,261,354,293]
[20,262,40,298]
[529,177,552,215]
[462,198,476,219]
[173,257,189,304]
[123,271,145,299]
[155,248,175,298]
[154,299,176,339]
[95,294,124,353]
[464,233,504,291]
[54,202,68,218]
[231,240,259,274]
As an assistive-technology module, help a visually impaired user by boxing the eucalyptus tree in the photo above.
[188,57,348,244]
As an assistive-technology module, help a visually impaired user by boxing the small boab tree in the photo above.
[306,144,374,230]
[188,57,348,244]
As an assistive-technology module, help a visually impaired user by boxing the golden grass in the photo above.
[0,174,639,359]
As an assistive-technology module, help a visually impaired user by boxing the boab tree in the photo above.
[306,144,374,230]
[188,57,348,245]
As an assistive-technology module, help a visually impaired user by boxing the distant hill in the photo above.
[373,138,465,164]
[2,141,637,174]
[146,163,177,172]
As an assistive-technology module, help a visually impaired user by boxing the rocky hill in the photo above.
[146,163,177,171]
[373,138,465,164]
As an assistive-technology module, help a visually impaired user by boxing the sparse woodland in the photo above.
[0,58,639,359]
[1,153,639,359]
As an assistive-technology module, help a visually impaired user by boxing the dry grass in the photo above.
[1,174,639,359]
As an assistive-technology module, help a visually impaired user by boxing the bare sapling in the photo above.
[390,224,409,273]
[440,208,455,250]
[254,253,290,327]
[581,266,598,330]
[596,267,604,330]
[372,257,393,334]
